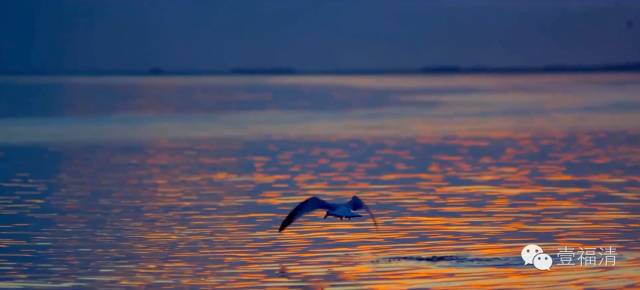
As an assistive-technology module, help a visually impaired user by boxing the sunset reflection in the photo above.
[0,74,639,289]
[1,129,638,288]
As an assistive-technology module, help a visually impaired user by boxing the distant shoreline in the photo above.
[2,62,640,76]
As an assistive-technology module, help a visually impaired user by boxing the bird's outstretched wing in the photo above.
[279,197,335,232]
[348,195,379,229]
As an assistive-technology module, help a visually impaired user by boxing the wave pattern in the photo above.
[0,131,639,289]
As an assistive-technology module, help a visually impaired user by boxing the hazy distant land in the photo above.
[2,62,640,76]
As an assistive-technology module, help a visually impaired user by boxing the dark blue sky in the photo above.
[1,0,639,73]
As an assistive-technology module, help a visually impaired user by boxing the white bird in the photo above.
[278,195,378,232]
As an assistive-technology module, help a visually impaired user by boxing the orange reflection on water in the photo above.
[0,131,639,289]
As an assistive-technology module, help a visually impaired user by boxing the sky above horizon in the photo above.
[1,0,639,73]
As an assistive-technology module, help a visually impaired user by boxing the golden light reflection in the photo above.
[1,128,639,288]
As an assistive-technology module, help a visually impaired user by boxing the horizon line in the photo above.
[2,62,640,77]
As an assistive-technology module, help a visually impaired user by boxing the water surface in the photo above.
[0,74,639,289]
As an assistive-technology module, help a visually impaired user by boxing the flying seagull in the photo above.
[278,195,378,232]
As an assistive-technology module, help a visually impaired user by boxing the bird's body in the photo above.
[324,205,362,219]
[278,195,377,232]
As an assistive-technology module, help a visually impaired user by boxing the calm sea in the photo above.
[0,73,639,289]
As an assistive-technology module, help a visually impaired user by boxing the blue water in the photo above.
[0,74,639,289]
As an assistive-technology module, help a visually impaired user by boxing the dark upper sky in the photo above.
[1,0,639,73]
